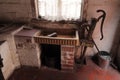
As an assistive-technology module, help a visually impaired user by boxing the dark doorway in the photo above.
[41,44,61,70]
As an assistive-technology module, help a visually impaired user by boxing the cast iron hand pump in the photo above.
[77,9,106,64]
[96,10,106,40]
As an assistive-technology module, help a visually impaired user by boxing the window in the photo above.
[38,0,82,21]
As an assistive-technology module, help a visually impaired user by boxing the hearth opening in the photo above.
[40,44,61,70]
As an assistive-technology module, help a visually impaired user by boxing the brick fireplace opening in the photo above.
[40,44,61,70]
[33,29,78,71]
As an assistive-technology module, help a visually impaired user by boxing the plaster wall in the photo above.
[0,41,15,80]
[85,0,120,55]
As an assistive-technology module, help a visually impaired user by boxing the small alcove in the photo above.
[40,44,61,70]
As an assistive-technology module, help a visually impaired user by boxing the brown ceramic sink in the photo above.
[34,29,79,46]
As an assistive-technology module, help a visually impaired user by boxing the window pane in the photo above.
[38,0,82,21]
[39,1,45,16]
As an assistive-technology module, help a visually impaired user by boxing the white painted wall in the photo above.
[0,27,23,69]
[0,41,15,80]
[14,29,41,68]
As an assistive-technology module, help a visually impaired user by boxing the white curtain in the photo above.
[38,0,82,21]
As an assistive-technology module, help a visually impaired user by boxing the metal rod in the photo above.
[92,38,100,53]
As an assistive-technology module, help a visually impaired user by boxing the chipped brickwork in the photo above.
[61,45,75,71]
